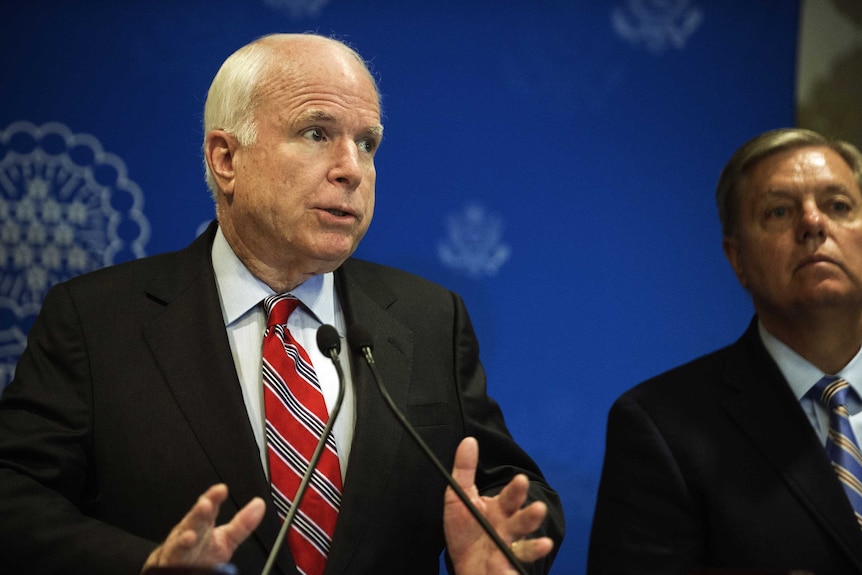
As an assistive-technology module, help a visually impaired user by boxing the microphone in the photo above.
[346,324,528,575]
[260,324,346,575]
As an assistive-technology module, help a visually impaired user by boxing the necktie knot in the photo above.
[814,375,854,411]
[264,294,300,329]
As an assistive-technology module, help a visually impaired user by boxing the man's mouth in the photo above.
[796,254,838,271]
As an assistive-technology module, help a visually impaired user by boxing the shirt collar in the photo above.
[758,319,862,403]
[211,226,337,327]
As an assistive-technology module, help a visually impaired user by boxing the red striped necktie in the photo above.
[262,294,342,574]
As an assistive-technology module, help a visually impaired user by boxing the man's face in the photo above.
[724,146,862,320]
[220,39,383,281]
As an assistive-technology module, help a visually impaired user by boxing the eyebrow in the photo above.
[297,109,384,137]
[758,184,855,205]
[821,183,853,194]
[762,188,795,198]
[764,184,852,194]
[298,109,336,124]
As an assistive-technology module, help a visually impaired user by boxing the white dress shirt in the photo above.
[210,227,356,479]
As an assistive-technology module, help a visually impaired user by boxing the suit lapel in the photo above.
[140,224,291,572]
[721,322,862,570]
[322,261,415,575]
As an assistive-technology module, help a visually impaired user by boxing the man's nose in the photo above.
[797,204,826,243]
[329,139,363,188]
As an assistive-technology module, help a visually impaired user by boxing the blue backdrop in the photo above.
[0,1,799,572]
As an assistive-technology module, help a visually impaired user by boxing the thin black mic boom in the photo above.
[261,324,346,575]
[346,324,528,575]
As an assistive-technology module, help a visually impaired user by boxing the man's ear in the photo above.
[205,130,239,196]
[722,235,748,289]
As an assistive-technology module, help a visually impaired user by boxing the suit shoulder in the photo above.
[63,223,216,292]
[622,342,736,404]
[58,248,187,293]
[48,232,210,310]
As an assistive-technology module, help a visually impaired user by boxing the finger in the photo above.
[160,484,229,561]
[219,497,266,553]
[510,536,555,564]
[495,474,530,515]
[510,500,548,536]
[183,484,229,536]
[451,437,478,491]
[204,483,230,503]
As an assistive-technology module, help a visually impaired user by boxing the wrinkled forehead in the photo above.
[257,35,380,105]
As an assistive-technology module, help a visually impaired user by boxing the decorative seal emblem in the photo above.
[612,0,704,54]
[0,121,150,387]
[262,0,331,18]
[438,203,511,278]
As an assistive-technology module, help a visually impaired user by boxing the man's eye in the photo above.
[832,200,851,213]
[303,128,325,142]
[357,138,378,153]
[768,206,788,218]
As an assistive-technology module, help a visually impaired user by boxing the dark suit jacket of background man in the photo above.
[588,319,862,574]
[0,221,564,575]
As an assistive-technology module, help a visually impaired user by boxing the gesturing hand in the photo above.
[142,484,265,573]
[443,437,554,575]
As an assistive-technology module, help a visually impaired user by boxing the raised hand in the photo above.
[142,484,265,573]
[444,437,554,575]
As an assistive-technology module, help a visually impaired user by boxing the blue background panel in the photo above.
[0,2,799,572]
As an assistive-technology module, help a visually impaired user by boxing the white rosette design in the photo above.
[0,121,149,386]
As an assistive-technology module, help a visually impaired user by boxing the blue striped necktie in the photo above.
[814,375,862,529]
[262,294,342,575]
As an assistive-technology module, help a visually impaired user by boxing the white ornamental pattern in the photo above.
[438,203,511,279]
[262,0,331,19]
[0,121,150,387]
[612,0,704,54]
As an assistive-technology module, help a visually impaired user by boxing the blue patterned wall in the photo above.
[0,1,799,572]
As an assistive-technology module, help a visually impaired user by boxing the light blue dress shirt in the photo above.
[211,227,356,479]
[759,321,862,445]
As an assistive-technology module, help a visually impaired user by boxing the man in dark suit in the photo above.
[588,128,862,574]
[0,33,563,575]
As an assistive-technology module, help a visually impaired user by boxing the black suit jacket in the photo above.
[588,319,862,574]
[0,222,564,575]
